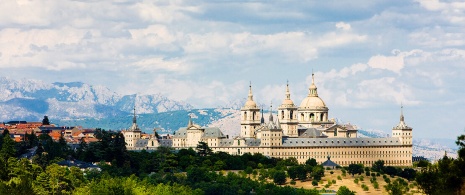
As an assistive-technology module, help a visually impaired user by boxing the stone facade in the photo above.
[130,74,413,167]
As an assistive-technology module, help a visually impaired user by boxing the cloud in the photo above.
[367,54,404,73]
[335,22,351,31]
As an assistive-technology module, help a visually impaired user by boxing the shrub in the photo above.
[290,180,296,185]
[312,180,318,186]
[354,178,359,184]
[330,171,334,174]
[359,176,364,181]
[325,184,331,188]
[361,184,369,191]
[371,172,376,177]
[384,177,391,184]
[376,172,381,177]
[373,181,379,189]
[332,179,336,184]
[337,175,342,180]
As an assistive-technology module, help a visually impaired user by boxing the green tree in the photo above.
[311,165,324,181]
[0,131,16,160]
[287,166,298,180]
[384,178,408,195]
[273,170,286,185]
[195,141,212,156]
[306,158,317,166]
[347,164,363,176]
[337,186,355,195]
[372,160,385,173]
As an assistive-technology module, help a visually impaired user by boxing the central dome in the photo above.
[299,96,326,109]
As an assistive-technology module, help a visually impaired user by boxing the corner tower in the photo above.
[123,107,142,148]
[278,81,298,137]
[298,73,333,128]
[392,105,413,145]
[240,83,261,138]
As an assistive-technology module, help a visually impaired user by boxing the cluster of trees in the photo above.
[415,134,465,195]
[345,160,416,181]
[2,124,465,194]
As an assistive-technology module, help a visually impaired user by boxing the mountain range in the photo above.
[0,77,458,161]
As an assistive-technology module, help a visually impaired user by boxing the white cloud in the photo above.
[367,54,404,73]
[335,22,351,31]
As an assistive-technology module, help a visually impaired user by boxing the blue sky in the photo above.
[1,0,465,139]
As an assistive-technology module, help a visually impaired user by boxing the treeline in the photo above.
[1,127,465,194]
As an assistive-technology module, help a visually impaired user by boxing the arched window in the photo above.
[310,113,315,121]
[244,111,247,120]
[281,111,284,119]
[290,110,293,119]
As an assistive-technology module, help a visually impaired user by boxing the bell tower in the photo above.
[392,104,413,145]
[278,81,298,137]
[240,83,261,138]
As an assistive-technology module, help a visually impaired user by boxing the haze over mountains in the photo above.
[0,77,458,161]
[0,77,193,121]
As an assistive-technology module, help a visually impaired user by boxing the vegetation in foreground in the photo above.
[0,127,464,194]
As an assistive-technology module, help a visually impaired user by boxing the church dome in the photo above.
[299,73,327,110]
[299,96,326,109]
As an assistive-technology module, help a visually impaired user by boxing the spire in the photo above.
[187,115,193,127]
[248,81,254,101]
[260,108,265,124]
[285,80,291,100]
[308,72,318,97]
[269,102,274,122]
[132,106,137,124]
[312,69,315,84]
[400,103,404,122]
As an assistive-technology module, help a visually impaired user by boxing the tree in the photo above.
[416,160,430,168]
[42,116,50,125]
[306,158,317,166]
[311,165,324,181]
[372,160,384,173]
[384,178,408,195]
[195,141,212,156]
[0,133,16,160]
[347,164,363,176]
[287,166,298,180]
[296,165,308,181]
[273,170,286,185]
[384,166,398,177]
[337,186,355,195]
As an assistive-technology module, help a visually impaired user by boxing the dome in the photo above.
[244,100,257,108]
[242,83,258,109]
[299,96,327,109]
[281,99,294,105]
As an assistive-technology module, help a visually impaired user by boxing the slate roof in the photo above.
[218,138,261,147]
[321,156,339,167]
[298,127,327,138]
[282,137,401,147]
[173,127,226,139]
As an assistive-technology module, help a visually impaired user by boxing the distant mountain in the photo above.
[0,77,192,122]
